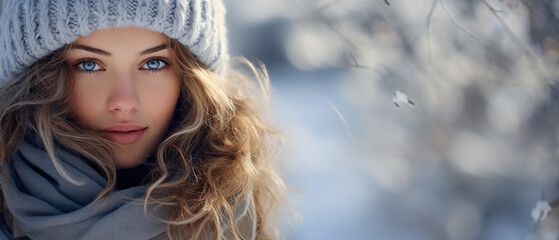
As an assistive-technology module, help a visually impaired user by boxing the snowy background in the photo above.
[225,0,559,239]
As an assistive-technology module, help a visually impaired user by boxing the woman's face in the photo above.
[66,27,181,168]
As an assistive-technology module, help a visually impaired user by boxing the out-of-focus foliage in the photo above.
[226,0,559,239]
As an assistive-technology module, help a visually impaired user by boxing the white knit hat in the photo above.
[0,0,229,83]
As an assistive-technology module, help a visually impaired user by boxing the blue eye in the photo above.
[77,61,101,72]
[142,59,167,70]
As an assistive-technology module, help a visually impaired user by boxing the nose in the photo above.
[106,73,139,113]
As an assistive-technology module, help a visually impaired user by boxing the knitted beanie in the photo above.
[0,0,229,84]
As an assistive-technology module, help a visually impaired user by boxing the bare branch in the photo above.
[481,0,536,58]
[426,0,438,64]
[348,54,374,69]
[306,1,373,69]
[426,0,438,27]
[439,0,483,42]
[480,0,553,81]
[307,91,355,141]
[313,0,348,14]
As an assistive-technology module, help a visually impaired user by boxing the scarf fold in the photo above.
[0,135,168,240]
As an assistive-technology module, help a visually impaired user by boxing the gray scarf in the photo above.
[0,136,168,240]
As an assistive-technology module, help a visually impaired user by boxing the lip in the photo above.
[102,123,147,144]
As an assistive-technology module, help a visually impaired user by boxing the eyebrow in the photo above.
[69,44,168,57]
[139,44,167,56]
[69,44,110,56]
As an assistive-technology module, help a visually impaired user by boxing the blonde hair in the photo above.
[0,38,285,240]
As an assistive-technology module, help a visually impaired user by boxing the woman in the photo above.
[0,1,284,239]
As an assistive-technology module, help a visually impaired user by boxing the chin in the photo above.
[113,153,146,169]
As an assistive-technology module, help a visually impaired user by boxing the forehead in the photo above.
[72,27,167,52]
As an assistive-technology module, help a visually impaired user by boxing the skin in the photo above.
[66,27,181,168]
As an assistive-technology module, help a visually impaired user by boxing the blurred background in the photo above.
[225,0,559,239]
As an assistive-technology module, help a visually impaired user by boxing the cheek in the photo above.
[71,79,107,125]
[142,77,181,124]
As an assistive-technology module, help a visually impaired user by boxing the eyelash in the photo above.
[73,58,101,74]
[141,57,170,73]
[72,57,171,74]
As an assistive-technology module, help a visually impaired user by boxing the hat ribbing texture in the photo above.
[0,0,228,83]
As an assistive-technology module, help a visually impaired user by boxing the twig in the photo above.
[481,0,552,81]
[309,2,372,69]
[426,0,438,29]
[308,92,355,142]
[349,53,373,69]
[426,0,438,64]
[480,0,537,58]
[439,0,483,42]
[313,0,348,14]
